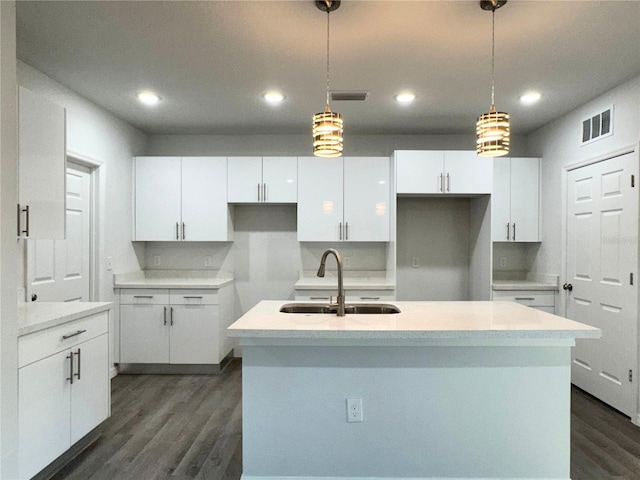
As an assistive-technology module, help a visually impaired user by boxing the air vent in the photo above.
[581,105,613,145]
[330,91,369,102]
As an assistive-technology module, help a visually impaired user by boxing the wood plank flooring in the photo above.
[51,360,640,480]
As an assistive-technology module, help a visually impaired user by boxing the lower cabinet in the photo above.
[295,288,396,302]
[119,286,233,365]
[18,311,110,480]
[492,290,557,314]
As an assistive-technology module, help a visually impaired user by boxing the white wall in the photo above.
[0,3,19,477]
[526,75,640,278]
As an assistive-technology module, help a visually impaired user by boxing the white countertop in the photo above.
[113,270,234,289]
[18,302,113,337]
[228,300,600,341]
[492,280,559,291]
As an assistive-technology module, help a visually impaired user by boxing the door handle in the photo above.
[257,183,261,202]
[446,173,450,192]
[512,223,516,241]
[17,204,30,237]
[182,222,185,240]
[339,222,343,240]
[176,222,179,240]
[345,222,349,241]
[563,283,573,291]
[263,183,267,202]
[164,306,167,325]
[67,352,74,384]
[170,306,174,326]
[506,223,510,241]
[74,348,81,381]
[438,173,443,192]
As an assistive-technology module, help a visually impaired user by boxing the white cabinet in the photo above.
[134,156,232,241]
[492,157,540,242]
[297,156,390,241]
[295,289,395,302]
[492,290,556,314]
[119,287,234,365]
[227,156,297,203]
[395,150,493,194]
[18,311,110,479]
[18,86,66,239]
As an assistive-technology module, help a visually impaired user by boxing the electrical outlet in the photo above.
[346,398,363,423]
[105,256,113,271]
[412,257,419,268]
[153,255,161,266]
[204,256,213,267]
[499,256,507,268]
[343,256,351,268]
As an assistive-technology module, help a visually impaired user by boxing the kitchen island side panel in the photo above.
[241,344,571,480]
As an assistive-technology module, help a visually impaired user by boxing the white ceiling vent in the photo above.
[581,105,613,145]
[330,91,369,102]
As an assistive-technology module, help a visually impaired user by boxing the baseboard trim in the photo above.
[118,351,234,375]
[240,476,570,480]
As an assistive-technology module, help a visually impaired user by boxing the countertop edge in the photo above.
[492,283,559,291]
[19,302,113,337]
[113,278,234,289]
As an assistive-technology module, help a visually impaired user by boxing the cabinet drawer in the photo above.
[492,290,555,307]
[19,311,109,368]
[295,290,395,302]
[120,289,169,305]
[169,289,219,305]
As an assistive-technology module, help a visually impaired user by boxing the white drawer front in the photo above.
[19,311,109,368]
[120,289,169,305]
[492,290,555,307]
[295,290,395,302]
[169,289,219,305]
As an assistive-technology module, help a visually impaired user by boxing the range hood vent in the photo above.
[331,91,369,102]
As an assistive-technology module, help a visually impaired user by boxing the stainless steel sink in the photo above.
[279,303,401,315]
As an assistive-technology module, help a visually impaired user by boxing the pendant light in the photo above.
[312,0,343,158]
[476,0,510,157]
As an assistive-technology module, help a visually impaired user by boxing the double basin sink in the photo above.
[280,303,400,315]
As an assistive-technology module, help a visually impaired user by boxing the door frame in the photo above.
[66,151,102,302]
[561,142,640,425]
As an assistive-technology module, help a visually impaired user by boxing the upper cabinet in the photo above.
[134,156,233,242]
[395,150,492,195]
[297,156,390,242]
[227,156,297,203]
[18,86,66,239]
[491,157,540,242]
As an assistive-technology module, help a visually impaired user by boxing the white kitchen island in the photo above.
[228,300,600,480]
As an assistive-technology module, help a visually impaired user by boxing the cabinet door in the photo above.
[297,157,344,241]
[182,157,230,241]
[120,304,169,363]
[169,305,219,364]
[19,350,71,479]
[134,157,182,241]
[18,86,66,240]
[344,157,390,241]
[510,158,540,242]
[444,151,493,194]
[70,333,110,444]
[395,151,444,194]
[262,157,297,203]
[491,157,512,241]
[227,157,263,203]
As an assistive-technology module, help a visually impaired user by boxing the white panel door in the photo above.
[395,150,444,194]
[27,164,91,302]
[18,86,66,239]
[169,305,219,364]
[343,157,390,242]
[262,157,297,203]
[181,157,228,241]
[567,152,638,417]
[227,156,263,203]
[134,157,181,241]
[119,305,169,363]
[70,334,109,444]
[510,157,540,242]
[491,157,512,241]
[18,350,71,479]
[297,157,344,241]
[443,151,493,194]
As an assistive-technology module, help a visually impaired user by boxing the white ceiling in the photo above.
[15,0,640,136]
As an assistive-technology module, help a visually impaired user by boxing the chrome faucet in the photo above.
[317,248,345,316]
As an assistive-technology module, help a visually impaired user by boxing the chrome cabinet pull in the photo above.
[170,306,174,326]
[23,205,30,236]
[506,223,510,241]
[360,296,380,300]
[133,295,153,299]
[17,204,30,237]
[310,296,330,300]
[438,174,443,192]
[339,222,343,240]
[263,183,267,202]
[163,306,167,325]
[74,348,81,380]
[182,222,185,240]
[183,296,203,299]
[257,183,261,202]
[512,223,516,241]
[345,222,349,240]
[16,204,21,236]
[515,297,535,301]
[446,173,450,192]
[67,353,74,384]
[62,329,87,340]
[176,222,179,240]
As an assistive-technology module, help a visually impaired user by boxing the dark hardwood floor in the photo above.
[52,359,640,480]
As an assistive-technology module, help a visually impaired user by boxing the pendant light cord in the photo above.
[325,5,331,106]
[491,8,495,107]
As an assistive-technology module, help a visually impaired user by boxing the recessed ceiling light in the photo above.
[263,91,285,104]
[395,92,416,104]
[137,91,160,106]
[520,92,541,105]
